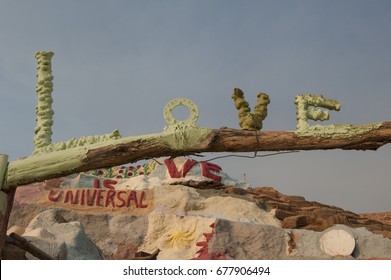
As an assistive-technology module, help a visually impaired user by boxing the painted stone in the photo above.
[209,219,287,259]
[23,209,103,260]
[319,225,356,256]
[64,157,248,191]
[8,180,391,260]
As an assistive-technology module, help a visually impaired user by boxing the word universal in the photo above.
[47,188,148,209]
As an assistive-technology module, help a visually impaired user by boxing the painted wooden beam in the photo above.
[5,121,391,189]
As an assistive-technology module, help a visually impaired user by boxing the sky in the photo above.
[0,0,390,213]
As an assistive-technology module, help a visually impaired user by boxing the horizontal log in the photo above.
[209,121,391,152]
[5,121,391,189]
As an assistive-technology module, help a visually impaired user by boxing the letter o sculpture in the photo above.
[163,98,199,127]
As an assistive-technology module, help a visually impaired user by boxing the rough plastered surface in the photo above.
[23,209,103,260]
[64,157,249,190]
[139,212,216,260]
[153,185,280,226]
[209,219,287,259]
[6,158,391,260]
[139,184,279,259]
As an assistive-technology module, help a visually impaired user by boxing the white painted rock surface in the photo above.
[319,225,356,256]
[7,158,391,260]
[23,209,104,260]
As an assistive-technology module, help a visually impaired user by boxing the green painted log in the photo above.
[5,121,391,189]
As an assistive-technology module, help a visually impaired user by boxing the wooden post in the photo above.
[9,233,54,260]
[0,154,15,259]
[0,155,9,226]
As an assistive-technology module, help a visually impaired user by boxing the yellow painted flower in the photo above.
[165,224,196,249]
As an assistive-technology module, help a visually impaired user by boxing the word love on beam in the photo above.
[4,51,391,190]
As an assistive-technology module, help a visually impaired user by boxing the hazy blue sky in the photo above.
[1,0,390,213]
